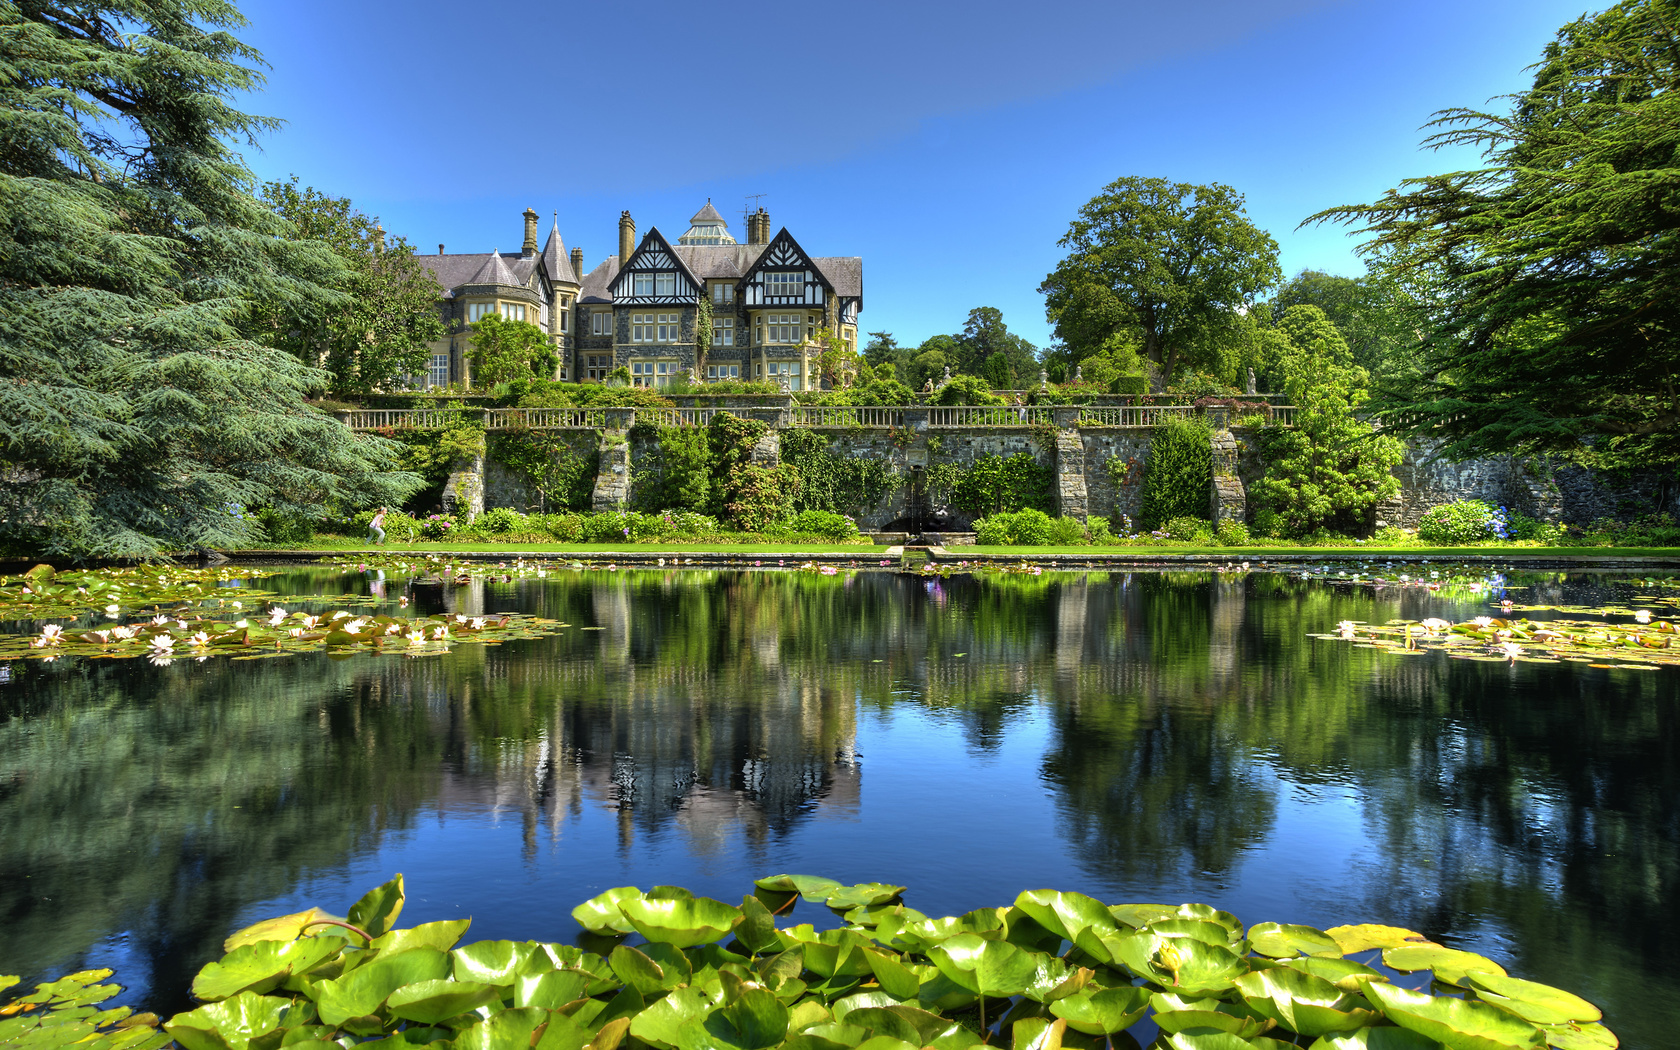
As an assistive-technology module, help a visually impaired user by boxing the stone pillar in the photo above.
[442,453,484,519]
[591,410,635,511]
[1207,406,1246,525]
[1050,407,1089,519]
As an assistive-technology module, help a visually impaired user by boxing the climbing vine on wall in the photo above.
[949,453,1054,516]
[632,426,713,513]
[780,429,904,515]
[486,428,597,511]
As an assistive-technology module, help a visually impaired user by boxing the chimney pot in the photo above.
[439,243,445,255]
[571,246,583,279]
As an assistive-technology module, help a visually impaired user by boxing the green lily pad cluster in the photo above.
[0,970,169,1050]
[9,875,1614,1050]
[328,555,562,584]
[5,607,570,665]
[0,564,279,622]
[1312,612,1680,669]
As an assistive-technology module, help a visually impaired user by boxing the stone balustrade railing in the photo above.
[335,403,1297,432]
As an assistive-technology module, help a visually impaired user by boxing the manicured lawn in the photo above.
[955,545,1680,559]
[242,540,882,555]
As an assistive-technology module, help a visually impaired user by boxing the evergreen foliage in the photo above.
[1139,415,1212,527]
[949,453,1054,516]
[0,0,420,557]
[1313,0,1680,465]
[779,429,903,513]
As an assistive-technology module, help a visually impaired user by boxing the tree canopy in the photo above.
[467,314,558,387]
[258,178,445,396]
[1313,0,1680,465]
[0,0,419,557]
[1040,177,1281,385]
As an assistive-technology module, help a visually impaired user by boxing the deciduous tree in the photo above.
[1040,177,1281,383]
[467,314,558,388]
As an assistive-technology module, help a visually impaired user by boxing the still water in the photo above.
[0,567,1675,1047]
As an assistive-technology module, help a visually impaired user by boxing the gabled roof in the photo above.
[612,227,703,296]
[740,227,834,292]
[542,218,578,285]
[672,244,763,280]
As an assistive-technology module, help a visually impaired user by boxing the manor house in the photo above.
[415,203,862,391]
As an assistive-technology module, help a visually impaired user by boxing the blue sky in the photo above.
[234,0,1590,349]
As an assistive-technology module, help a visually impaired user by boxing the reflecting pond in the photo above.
[1,566,1676,1048]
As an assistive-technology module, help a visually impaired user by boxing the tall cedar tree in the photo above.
[1313,0,1680,466]
[258,177,445,396]
[0,0,420,557]
[1040,177,1281,384]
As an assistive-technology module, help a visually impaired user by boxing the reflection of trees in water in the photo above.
[4,568,1676,1045]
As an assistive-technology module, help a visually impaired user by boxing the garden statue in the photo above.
[1246,367,1257,395]
[1039,369,1049,390]
[1074,365,1083,383]
[942,365,952,384]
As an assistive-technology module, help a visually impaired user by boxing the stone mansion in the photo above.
[415,203,862,391]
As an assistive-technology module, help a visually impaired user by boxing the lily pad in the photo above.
[1364,981,1545,1049]
[1046,987,1150,1034]
[1381,944,1506,986]
[1466,974,1602,1025]
[620,897,742,948]
[572,887,644,936]
[385,979,500,1024]
[1247,923,1342,959]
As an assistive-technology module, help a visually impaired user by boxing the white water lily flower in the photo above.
[1472,616,1495,628]
[39,624,64,644]
[454,614,469,623]
[149,635,176,653]
[267,609,287,626]
[1494,641,1524,661]
[1635,609,1653,624]
[1336,620,1357,638]
[331,610,351,620]
[147,653,173,667]
[1419,618,1451,634]
[288,627,305,638]
[234,619,249,629]
[300,615,320,629]
[343,619,367,634]
[230,601,242,609]
[190,631,211,647]
[175,619,189,630]
[110,626,137,640]
[104,604,120,618]
[406,628,428,646]
[151,614,171,626]
[88,630,110,645]
[431,626,449,640]
[470,617,486,630]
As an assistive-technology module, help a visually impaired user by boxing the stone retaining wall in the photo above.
[441,412,1675,530]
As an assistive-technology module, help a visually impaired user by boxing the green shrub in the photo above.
[583,511,664,543]
[474,507,525,535]
[1087,516,1115,544]
[931,374,1007,406]
[255,507,315,544]
[1417,500,1506,544]
[1215,519,1250,545]
[1139,415,1212,527]
[1508,512,1565,543]
[950,453,1054,516]
[1374,524,1414,545]
[1110,374,1148,396]
[1163,515,1213,543]
[780,509,860,540]
[1047,515,1087,545]
[974,508,1053,545]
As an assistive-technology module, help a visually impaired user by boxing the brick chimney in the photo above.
[522,208,539,255]
[749,208,771,245]
[571,247,583,280]
[618,211,635,264]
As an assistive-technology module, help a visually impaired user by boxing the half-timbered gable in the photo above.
[739,228,832,308]
[609,228,702,306]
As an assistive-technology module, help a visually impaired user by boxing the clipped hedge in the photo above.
[13,875,1614,1050]
[1139,416,1212,528]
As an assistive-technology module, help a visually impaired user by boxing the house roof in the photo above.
[672,244,764,279]
[690,200,727,226]
[579,257,620,303]
[467,250,517,287]
[813,257,862,299]
[542,219,578,285]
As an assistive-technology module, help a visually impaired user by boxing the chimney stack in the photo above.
[618,210,635,264]
[748,208,771,245]
[571,246,583,279]
[438,244,445,255]
[522,208,539,255]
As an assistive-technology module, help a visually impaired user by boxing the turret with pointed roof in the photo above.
[541,215,579,286]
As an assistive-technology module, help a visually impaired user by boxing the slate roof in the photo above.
[542,220,578,285]
[578,257,620,304]
[672,244,764,279]
[690,200,727,226]
[467,250,518,287]
[813,257,863,299]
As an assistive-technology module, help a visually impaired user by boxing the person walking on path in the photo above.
[367,507,388,546]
